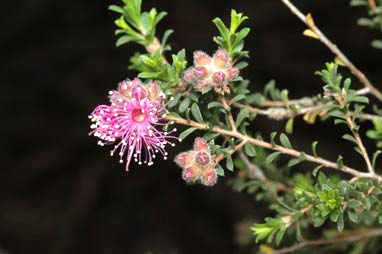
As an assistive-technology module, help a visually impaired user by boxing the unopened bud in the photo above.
[212,71,226,83]
[201,167,218,186]
[182,166,202,183]
[213,48,228,68]
[195,151,210,166]
[194,137,209,153]
[193,66,207,78]
[193,51,211,66]
[174,152,194,167]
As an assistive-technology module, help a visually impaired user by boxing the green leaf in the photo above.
[226,155,234,171]
[311,141,318,157]
[207,102,223,109]
[108,5,124,14]
[347,199,363,208]
[342,134,358,145]
[216,164,225,176]
[372,150,382,169]
[337,213,344,232]
[312,165,323,177]
[285,118,294,134]
[371,40,382,50]
[179,127,198,141]
[178,97,191,113]
[229,94,246,105]
[347,210,358,223]
[191,103,204,123]
[275,227,286,245]
[235,108,249,127]
[116,35,132,47]
[244,143,256,157]
[266,152,281,164]
[279,133,292,149]
[270,132,277,146]
[288,153,306,167]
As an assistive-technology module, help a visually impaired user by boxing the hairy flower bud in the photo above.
[212,71,226,83]
[182,166,202,183]
[174,137,219,186]
[195,151,210,166]
[193,66,207,78]
[175,152,194,167]
[201,167,218,186]
[193,51,211,66]
[213,48,229,68]
[183,48,239,94]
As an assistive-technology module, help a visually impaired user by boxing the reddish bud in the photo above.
[212,71,226,83]
[195,151,210,166]
[182,166,202,183]
[225,67,239,80]
[213,48,228,68]
[201,167,217,186]
[175,152,194,168]
[118,80,131,98]
[183,70,196,83]
[193,51,211,66]
[194,137,209,153]
[193,66,207,78]
[147,80,159,99]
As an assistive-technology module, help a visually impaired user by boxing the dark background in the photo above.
[1,0,381,253]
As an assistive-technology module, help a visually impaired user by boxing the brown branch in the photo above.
[280,0,382,102]
[270,228,382,254]
[166,114,382,181]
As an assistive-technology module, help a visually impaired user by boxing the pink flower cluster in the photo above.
[183,48,239,94]
[89,79,176,171]
[174,138,218,186]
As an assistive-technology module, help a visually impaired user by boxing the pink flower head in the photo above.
[89,79,177,171]
[182,48,239,94]
[174,137,218,186]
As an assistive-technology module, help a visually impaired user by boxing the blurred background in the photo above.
[1,0,381,253]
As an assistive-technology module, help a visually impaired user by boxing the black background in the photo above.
[1,0,381,253]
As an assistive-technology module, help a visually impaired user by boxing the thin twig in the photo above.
[344,112,375,174]
[166,115,382,181]
[219,94,237,132]
[280,0,382,102]
[270,228,382,254]
[214,140,247,163]
[234,102,382,122]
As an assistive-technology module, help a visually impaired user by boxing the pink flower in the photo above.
[182,48,239,94]
[89,79,177,171]
[174,137,218,186]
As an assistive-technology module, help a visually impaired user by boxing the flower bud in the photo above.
[193,66,207,78]
[147,81,159,99]
[201,167,218,186]
[213,48,228,68]
[183,70,196,83]
[225,67,239,80]
[118,80,132,98]
[212,71,226,83]
[182,166,202,183]
[193,51,211,66]
[195,151,210,166]
[175,152,194,168]
[194,137,209,153]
